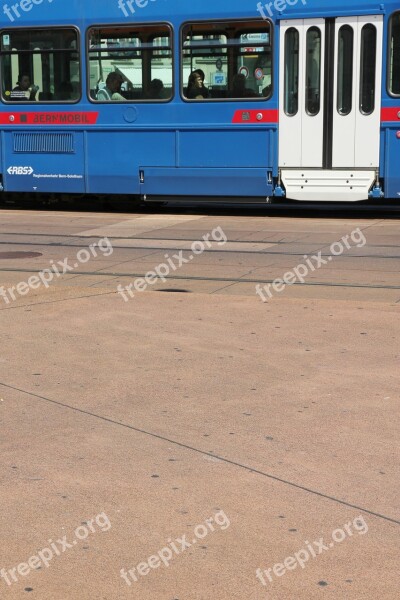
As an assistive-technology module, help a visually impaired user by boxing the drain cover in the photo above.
[0,251,43,259]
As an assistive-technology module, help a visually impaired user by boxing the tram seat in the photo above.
[209,87,228,98]
[182,87,227,98]
[89,89,144,100]
[122,90,143,100]
[38,92,54,101]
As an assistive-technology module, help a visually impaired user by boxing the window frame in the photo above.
[86,21,174,104]
[387,11,400,98]
[0,25,82,105]
[180,18,274,103]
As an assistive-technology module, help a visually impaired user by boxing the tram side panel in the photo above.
[85,128,176,196]
[381,124,400,199]
[2,128,86,194]
[0,112,277,198]
[84,105,277,198]
[137,124,277,198]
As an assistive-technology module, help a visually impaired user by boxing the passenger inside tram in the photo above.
[96,72,124,101]
[229,73,258,98]
[10,74,38,101]
[193,69,209,97]
[145,78,165,99]
[186,71,209,99]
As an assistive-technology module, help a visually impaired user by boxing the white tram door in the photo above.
[333,16,383,168]
[279,16,383,201]
[279,19,325,168]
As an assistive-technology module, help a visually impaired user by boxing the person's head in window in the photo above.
[11,74,38,101]
[187,71,207,99]
[106,72,123,95]
[96,72,124,101]
[231,73,257,98]
[193,69,209,96]
[194,69,205,84]
[147,78,164,99]
[232,74,247,96]
[16,74,31,91]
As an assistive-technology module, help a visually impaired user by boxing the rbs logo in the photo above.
[7,166,34,175]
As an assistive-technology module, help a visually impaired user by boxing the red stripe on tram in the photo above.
[381,107,400,122]
[0,112,99,125]
[232,109,279,124]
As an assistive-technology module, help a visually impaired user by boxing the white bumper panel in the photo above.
[281,170,376,202]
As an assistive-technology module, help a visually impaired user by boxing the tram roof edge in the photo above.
[276,7,386,22]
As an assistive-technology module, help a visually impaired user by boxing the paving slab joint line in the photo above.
[1,267,400,290]
[1,381,399,528]
[0,290,116,311]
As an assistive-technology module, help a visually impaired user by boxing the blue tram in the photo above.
[0,0,399,202]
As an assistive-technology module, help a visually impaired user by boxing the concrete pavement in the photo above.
[0,208,399,599]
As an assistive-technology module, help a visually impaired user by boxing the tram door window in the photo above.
[279,16,383,170]
[337,25,354,116]
[359,25,377,115]
[182,21,272,100]
[306,27,321,116]
[0,29,80,102]
[88,25,173,101]
[388,12,400,95]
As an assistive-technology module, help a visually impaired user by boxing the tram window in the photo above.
[88,25,173,102]
[388,12,400,96]
[1,29,80,103]
[360,24,377,115]
[284,28,299,116]
[305,27,321,116]
[182,21,272,101]
[337,25,354,116]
